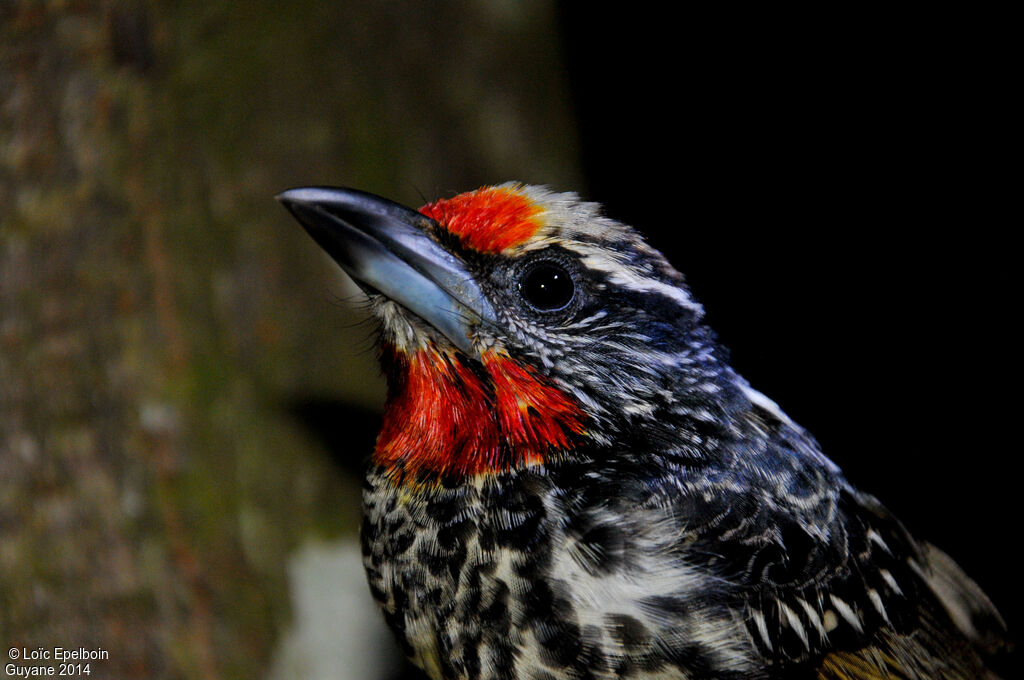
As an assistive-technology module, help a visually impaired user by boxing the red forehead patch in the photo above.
[419,186,542,253]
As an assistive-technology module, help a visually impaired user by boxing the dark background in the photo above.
[558,4,1018,666]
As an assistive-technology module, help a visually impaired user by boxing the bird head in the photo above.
[279,183,733,485]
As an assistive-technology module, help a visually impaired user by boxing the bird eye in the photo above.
[519,262,575,312]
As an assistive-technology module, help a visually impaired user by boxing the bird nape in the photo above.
[278,183,1010,680]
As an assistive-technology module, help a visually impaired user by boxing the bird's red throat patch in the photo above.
[374,346,586,481]
[419,185,542,253]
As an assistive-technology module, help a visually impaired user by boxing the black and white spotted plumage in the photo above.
[360,398,1004,679]
[280,184,1010,679]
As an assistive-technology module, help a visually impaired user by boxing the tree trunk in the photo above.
[0,2,580,677]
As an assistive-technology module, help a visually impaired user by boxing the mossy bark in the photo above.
[0,2,579,677]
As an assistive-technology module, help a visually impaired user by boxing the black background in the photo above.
[557,3,1018,669]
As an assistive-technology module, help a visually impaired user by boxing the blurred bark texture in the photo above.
[0,1,580,678]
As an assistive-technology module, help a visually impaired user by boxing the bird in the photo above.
[278,183,1010,680]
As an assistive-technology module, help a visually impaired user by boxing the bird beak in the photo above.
[277,186,496,354]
